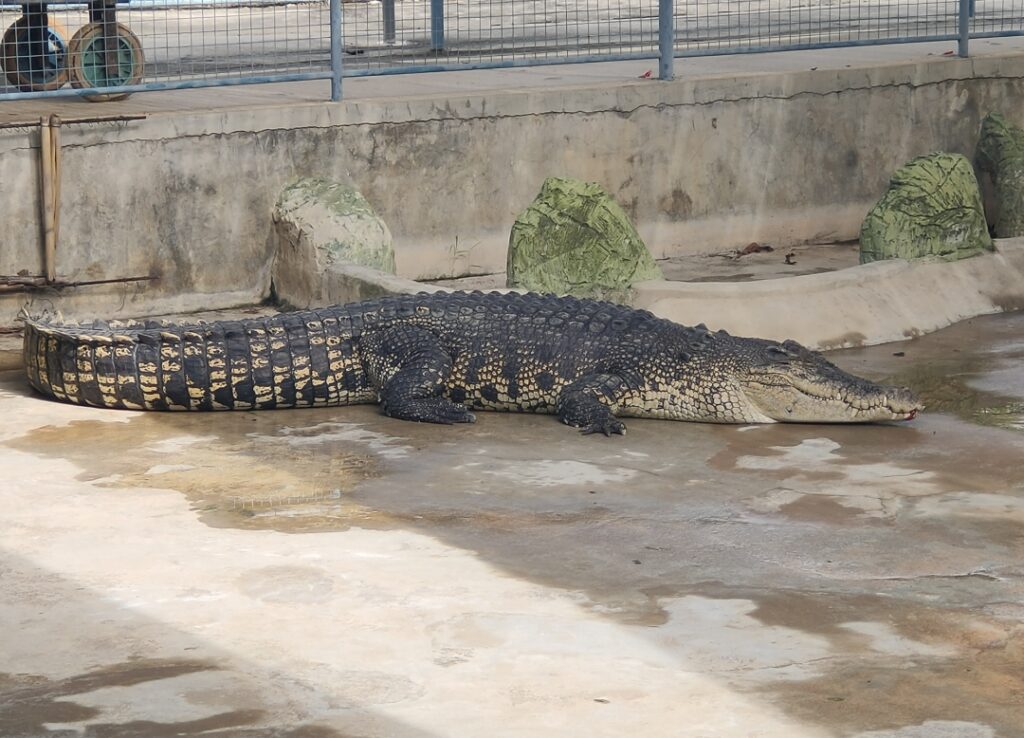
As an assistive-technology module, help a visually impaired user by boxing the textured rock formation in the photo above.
[273,178,396,307]
[976,111,1024,238]
[507,177,662,296]
[860,153,992,264]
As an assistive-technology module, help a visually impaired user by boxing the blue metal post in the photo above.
[330,0,342,100]
[430,0,445,53]
[958,0,970,57]
[658,0,674,80]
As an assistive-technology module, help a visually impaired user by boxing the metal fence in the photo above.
[0,0,1020,102]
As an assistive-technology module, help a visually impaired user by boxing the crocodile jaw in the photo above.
[741,376,922,423]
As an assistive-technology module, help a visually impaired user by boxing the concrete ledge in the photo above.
[632,239,1024,349]
[308,263,446,304]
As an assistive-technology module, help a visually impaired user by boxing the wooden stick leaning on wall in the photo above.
[38,114,63,283]
[50,115,62,277]
[39,116,55,282]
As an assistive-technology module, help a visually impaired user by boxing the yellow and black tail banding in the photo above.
[22,312,372,411]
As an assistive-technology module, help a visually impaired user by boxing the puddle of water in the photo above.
[851,723,997,738]
[832,312,1024,433]
[0,660,224,736]
[481,459,637,487]
[728,437,942,519]
[0,659,351,738]
[739,589,1024,737]
[5,413,382,533]
[885,360,1024,432]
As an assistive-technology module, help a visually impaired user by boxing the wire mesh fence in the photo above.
[341,0,659,74]
[972,0,1024,37]
[0,0,334,99]
[0,0,1021,101]
[675,1,962,54]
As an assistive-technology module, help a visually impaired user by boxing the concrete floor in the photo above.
[1,311,1023,738]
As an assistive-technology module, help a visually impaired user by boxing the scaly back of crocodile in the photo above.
[23,290,923,428]
[22,291,675,413]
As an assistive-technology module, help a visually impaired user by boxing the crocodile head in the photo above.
[733,338,922,423]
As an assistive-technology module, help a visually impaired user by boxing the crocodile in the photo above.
[22,291,921,434]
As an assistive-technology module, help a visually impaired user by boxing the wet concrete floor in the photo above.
[1,311,1022,737]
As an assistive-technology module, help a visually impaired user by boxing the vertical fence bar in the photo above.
[330,0,343,101]
[383,0,397,44]
[430,0,445,53]
[658,0,674,80]
[958,0,970,58]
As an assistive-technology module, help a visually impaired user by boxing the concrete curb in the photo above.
[309,263,447,303]
[632,239,1024,350]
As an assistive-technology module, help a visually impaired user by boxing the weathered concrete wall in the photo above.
[3,53,1024,323]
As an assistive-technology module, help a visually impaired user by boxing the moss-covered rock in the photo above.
[859,153,993,264]
[275,178,396,273]
[976,112,1024,237]
[273,178,396,308]
[507,177,662,296]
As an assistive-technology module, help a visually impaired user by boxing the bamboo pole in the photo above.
[50,115,62,270]
[39,116,55,282]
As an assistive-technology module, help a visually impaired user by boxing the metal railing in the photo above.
[0,0,1020,102]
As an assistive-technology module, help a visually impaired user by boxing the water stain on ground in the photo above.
[709,418,1024,505]
[6,407,629,535]
[694,588,1024,736]
[774,491,876,525]
[6,411,380,533]
[0,659,377,737]
[759,656,1023,738]
[886,357,1024,432]
[835,312,1024,433]
[0,660,251,737]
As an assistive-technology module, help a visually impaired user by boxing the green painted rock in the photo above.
[507,177,662,296]
[273,178,396,307]
[859,153,993,264]
[976,112,1024,237]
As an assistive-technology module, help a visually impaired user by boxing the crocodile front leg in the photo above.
[361,325,476,425]
[556,372,634,436]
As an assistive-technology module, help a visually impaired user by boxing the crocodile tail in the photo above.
[21,311,367,411]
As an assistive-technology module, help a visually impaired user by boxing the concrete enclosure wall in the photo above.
[3,54,1024,322]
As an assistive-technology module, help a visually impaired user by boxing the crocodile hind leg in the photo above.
[360,325,476,424]
[556,372,633,436]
